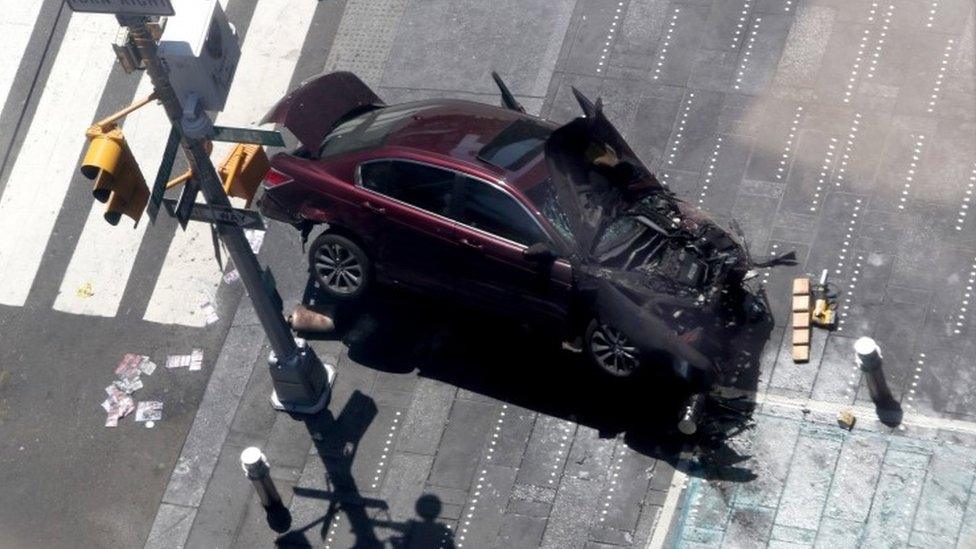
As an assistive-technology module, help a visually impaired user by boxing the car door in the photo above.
[452,175,572,323]
[354,159,461,293]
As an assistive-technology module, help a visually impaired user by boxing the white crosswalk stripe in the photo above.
[0,1,43,113]
[0,13,118,307]
[143,0,317,326]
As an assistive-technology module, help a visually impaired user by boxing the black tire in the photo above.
[584,319,642,378]
[308,232,371,301]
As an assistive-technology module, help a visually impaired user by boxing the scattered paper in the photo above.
[114,377,144,394]
[189,348,203,371]
[166,349,204,371]
[245,229,265,254]
[223,269,240,284]
[103,386,135,427]
[139,359,157,376]
[103,354,160,427]
[135,401,163,422]
[200,301,219,325]
[115,354,144,381]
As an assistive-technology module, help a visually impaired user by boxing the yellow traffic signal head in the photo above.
[219,143,269,208]
[81,124,149,226]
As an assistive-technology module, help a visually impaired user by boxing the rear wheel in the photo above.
[584,319,642,377]
[308,232,371,301]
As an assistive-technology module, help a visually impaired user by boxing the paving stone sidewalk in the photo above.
[672,406,976,548]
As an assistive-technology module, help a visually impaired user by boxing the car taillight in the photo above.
[262,168,294,189]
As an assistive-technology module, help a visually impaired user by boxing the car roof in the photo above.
[381,99,555,189]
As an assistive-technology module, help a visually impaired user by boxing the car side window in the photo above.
[459,178,546,246]
[359,160,455,217]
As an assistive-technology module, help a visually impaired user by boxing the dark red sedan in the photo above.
[257,72,760,386]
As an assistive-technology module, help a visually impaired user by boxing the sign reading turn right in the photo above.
[66,0,175,16]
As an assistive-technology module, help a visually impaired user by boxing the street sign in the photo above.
[211,125,285,147]
[66,0,175,16]
[162,198,265,230]
[148,125,181,223]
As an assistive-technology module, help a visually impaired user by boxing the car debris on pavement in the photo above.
[837,409,856,430]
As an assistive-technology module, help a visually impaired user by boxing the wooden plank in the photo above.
[792,312,810,328]
[792,277,810,295]
[792,345,810,362]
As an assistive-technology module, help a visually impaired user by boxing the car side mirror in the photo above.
[523,242,556,263]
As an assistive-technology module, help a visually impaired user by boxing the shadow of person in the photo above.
[381,494,454,549]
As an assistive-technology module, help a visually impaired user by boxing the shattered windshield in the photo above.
[523,178,574,244]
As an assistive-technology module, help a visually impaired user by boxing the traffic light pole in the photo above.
[120,16,332,414]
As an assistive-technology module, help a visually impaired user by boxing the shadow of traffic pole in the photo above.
[277,390,387,548]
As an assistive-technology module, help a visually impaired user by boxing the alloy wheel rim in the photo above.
[315,242,362,294]
[590,324,639,376]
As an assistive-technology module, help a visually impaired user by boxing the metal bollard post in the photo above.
[677,393,706,436]
[241,447,282,508]
[854,337,894,405]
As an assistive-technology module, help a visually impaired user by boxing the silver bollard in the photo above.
[241,447,282,508]
[854,337,895,404]
[678,393,706,435]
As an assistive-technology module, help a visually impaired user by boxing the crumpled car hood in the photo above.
[545,88,754,386]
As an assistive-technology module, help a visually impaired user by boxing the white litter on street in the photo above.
[113,377,143,394]
[223,269,240,284]
[103,385,135,427]
[101,353,158,427]
[165,349,204,371]
[135,401,163,422]
[200,300,219,325]
[245,229,265,254]
[115,353,154,380]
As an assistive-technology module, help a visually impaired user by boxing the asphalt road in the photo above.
[3,0,976,547]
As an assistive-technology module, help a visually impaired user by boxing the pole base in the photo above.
[270,362,336,414]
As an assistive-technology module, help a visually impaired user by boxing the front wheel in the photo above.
[308,232,371,301]
[584,319,642,377]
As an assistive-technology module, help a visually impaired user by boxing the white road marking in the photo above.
[647,463,688,549]
[0,13,118,306]
[53,75,165,317]
[143,0,315,326]
[0,1,44,116]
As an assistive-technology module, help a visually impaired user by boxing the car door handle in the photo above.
[459,238,483,251]
[360,200,386,214]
